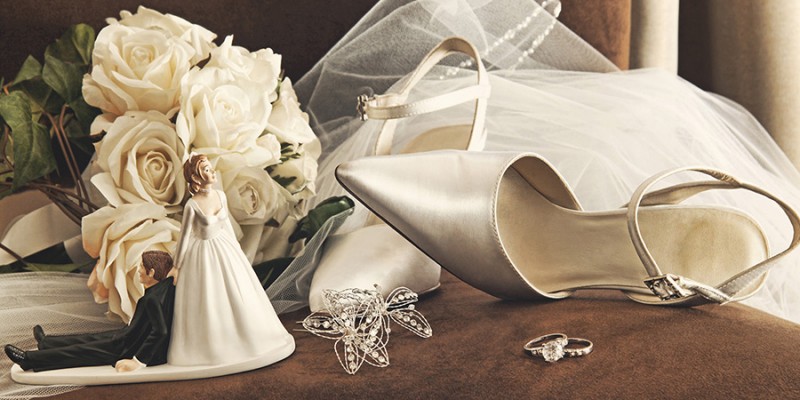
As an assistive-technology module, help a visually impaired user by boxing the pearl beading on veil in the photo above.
[440,0,562,79]
[513,0,561,66]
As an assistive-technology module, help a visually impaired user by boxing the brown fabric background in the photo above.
[560,0,631,69]
[0,0,377,83]
[52,271,800,399]
[0,0,631,85]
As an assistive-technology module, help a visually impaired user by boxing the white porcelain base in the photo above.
[10,335,295,385]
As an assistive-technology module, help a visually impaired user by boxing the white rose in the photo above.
[218,154,294,226]
[176,67,274,161]
[269,148,319,204]
[193,133,282,173]
[205,36,281,95]
[215,154,295,263]
[253,133,283,167]
[82,23,195,118]
[267,78,318,147]
[115,6,217,64]
[90,111,187,209]
[82,203,180,323]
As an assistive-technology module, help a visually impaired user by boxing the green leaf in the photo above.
[6,57,63,115]
[252,257,294,288]
[290,196,355,243]
[11,56,42,85]
[45,27,84,65]
[17,80,63,115]
[68,97,100,134]
[64,118,94,156]
[0,92,35,127]
[0,92,56,189]
[1,132,12,163]
[42,54,84,103]
[43,24,95,66]
[70,24,95,65]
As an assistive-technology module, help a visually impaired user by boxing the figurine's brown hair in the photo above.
[141,251,173,281]
[183,154,209,195]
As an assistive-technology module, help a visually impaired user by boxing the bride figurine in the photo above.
[167,153,294,366]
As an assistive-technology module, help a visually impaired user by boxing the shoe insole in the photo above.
[497,165,768,300]
[400,124,473,154]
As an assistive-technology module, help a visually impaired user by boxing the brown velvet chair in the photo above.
[1,1,798,398]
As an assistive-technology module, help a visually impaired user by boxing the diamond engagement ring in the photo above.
[524,333,593,363]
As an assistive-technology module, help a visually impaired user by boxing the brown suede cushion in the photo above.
[52,270,800,399]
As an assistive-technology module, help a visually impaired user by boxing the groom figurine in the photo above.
[4,250,176,372]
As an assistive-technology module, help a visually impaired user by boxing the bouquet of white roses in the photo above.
[70,6,320,322]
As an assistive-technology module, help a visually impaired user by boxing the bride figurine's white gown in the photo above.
[168,189,293,366]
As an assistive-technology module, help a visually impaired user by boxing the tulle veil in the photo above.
[2,0,799,397]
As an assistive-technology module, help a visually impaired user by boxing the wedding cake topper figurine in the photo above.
[4,250,175,372]
[166,154,295,366]
[7,154,295,385]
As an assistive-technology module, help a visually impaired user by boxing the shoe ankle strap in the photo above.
[626,167,800,304]
[358,37,491,156]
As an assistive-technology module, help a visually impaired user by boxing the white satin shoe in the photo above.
[308,37,491,311]
[336,150,800,306]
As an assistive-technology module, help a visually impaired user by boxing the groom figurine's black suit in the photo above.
[4,251,175,372]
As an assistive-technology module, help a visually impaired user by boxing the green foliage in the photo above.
[0,23,99,193]
[63,117,94,155]
[11,56,62,115]
[0,23,101,272]
[290,196,355,243]
[0,92,56,189]
[68,96,98,134]
[0,132,11,199]
[12,56,43,85]
[44,24,95,66]
[69,24,96,65]
[43,54,84,103]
